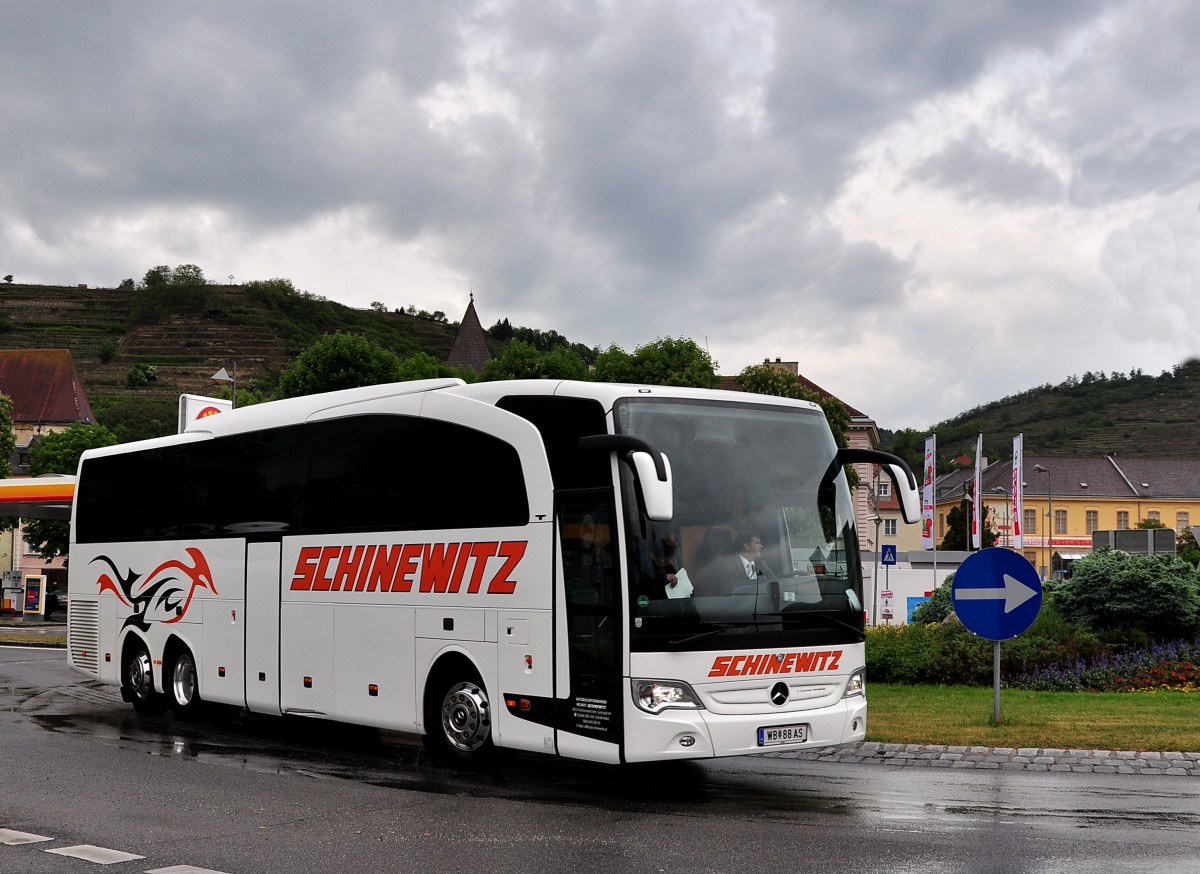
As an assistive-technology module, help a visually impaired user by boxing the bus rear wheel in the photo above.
[169,648,205,721]
[424,669,497,766]
[124,643,167,716]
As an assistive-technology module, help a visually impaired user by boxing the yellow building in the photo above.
[932,456,1200,578]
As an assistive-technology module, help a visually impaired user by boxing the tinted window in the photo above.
[495,395,610,490]
[76,415,528,542]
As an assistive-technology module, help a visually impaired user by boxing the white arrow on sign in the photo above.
[956,574,1038,613]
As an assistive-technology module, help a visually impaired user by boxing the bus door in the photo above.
[245,540,282,715]
[555,491,624,763]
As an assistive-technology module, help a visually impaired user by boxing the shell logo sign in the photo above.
[178,395,233,432]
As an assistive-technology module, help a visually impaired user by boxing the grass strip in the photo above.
[868,682,1200,752]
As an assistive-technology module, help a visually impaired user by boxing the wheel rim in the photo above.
[127,650,154,702]
[440,681,491,752]
[172,654,197,707]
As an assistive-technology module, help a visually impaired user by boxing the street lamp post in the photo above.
[867,514,882,626]
[211,363,237,409]
[1033,464,1052,579]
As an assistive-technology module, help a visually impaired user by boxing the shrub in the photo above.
[1011,637,1200,692]
[867,604,1113,687]
[125,362,158,388]
[1053,549,1200,640]
[909,573,955,624]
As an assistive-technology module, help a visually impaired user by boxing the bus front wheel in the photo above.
[169,648,205,721]
[124,643,167,716]
[424,668,497,766]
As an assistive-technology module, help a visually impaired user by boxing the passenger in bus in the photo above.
[694,529,776,596]
[637,532,689,599]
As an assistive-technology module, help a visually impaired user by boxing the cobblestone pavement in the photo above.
[771,742,1200,776]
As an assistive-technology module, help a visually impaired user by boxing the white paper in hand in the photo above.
[666,567,694,599]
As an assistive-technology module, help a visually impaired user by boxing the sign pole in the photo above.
[993,641,1001,724]
[950,548,1043,728]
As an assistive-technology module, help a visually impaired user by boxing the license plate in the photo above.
[757,723,808,746]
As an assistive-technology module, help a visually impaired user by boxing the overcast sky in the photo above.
[3,1,1198,430]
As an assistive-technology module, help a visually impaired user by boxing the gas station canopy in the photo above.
[0,475,75,521]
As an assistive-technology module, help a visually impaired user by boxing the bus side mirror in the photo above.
[882,462,921,524]
[823,448,921,525]
[631,451,673,521]
[579,435,674,522]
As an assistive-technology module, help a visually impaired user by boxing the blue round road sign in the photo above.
[951,548,1042,641]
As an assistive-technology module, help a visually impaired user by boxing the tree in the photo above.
[909,573,956,623]
[1052,549,1200,640]
[0,394,17,535]
[20,423,118,560]
[276,332,402,398]
[396,351,474,382]
[125,362,158,388]
[882,428,926,477]
[1178,527,1200,567]
[482,340,589,381]
[0,394,15,474]
[592,337,719,388]
[143,264,206,287]
[938,500,997,550]
[369,301,388,313]
[738,362,851,448]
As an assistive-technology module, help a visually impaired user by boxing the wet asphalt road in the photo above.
[2,644,1199,873]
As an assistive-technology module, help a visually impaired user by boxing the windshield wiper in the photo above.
[666,620,774,647]
[668,623,740,647]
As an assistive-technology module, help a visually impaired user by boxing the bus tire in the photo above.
[168,647,205,721]
[423,665,497,766]
[124,642,167,716]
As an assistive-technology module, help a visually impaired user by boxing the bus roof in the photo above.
[79,378,823,464]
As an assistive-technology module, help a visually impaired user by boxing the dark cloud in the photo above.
[1070,128,1200,206]
[0,0,1195,428]
[913,128,1064,204]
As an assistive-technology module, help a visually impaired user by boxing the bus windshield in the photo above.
[616,397,863,652]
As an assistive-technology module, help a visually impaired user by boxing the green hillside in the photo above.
[4,281,1199,460]
[0,281,464,439]
[890,362,1200,465]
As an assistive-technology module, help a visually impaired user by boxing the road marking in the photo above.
[0,828,51,844]
[45,844,145,864]
[147,867,234,874]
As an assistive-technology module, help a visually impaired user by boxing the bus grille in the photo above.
[69,601,100,674]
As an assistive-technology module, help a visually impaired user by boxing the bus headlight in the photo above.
[632,679,704,714]
[843,669,865,699]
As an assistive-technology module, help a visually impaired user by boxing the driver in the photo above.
[698,530,777,596]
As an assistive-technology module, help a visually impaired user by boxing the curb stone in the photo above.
[768,743,1200,776]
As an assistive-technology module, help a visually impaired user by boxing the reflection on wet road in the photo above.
[5,647,1200,873]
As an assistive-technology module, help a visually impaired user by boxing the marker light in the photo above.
[632,679,704,714]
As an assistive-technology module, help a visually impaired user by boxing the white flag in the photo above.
[921,435,936,549]
[1012,434,1024,549]
[971,433,983,550]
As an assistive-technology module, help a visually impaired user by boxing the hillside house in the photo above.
[0,348,96,585]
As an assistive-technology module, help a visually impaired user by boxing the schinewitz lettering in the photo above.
[289,540,527,595]
[707,649,843,677]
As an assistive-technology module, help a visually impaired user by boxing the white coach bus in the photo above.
[67,378,918,766]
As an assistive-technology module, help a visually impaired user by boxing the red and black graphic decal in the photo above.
[92,547,217,632]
